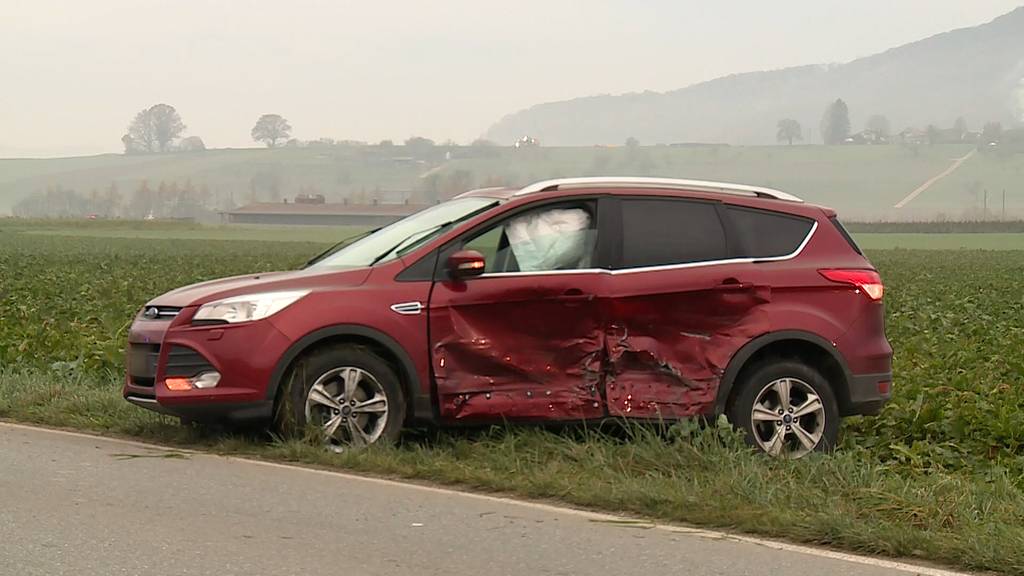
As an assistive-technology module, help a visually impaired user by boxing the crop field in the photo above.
[2,220,1024,573]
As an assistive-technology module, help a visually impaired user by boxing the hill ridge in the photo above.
[484,8,1024,145]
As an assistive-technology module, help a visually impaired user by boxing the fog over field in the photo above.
[2,0,1021,155]
[2,1,1023,221]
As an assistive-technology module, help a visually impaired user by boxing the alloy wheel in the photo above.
[304,366,389,449]
[750,377,826,458]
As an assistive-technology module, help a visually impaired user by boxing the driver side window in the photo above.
[462,201,598,274]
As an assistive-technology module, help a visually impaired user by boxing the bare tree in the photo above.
[127,104,186,152]
[251,114,292,148]
[776,118,802,145]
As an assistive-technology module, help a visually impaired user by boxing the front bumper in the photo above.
[123,307,293,423]
[124,392,273,423]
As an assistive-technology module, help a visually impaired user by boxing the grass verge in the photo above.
[2,369,1023,575]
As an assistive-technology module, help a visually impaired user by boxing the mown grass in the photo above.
[2,368,1024,574]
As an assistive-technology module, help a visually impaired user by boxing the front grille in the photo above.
[128,343,160,387]
[139,306,182,321]
[128,344,215,387]
[165,345,215,378]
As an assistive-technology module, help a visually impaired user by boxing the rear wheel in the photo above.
[279,345,405,450]
[729,360,839,458]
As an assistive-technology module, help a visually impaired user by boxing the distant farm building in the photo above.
[222,199,428,226]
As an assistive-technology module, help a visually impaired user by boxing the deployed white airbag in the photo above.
[505,208,591,271]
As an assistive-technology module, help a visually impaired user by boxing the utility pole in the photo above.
[1003,189,1006,221]
[983,189,988,220]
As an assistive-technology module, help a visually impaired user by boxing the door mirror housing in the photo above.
[447,250,486,279]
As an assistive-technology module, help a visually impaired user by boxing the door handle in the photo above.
[560,288,595,302]
[713,279,754,291]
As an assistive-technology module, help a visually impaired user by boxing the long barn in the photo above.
[222,201,429,227]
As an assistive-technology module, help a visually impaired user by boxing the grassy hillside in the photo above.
[3,143,1023,221]
[0,147,428,215]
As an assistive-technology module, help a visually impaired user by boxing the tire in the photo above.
[277,345,406,448]
[728,359,839,458]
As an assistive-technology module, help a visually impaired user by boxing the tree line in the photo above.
[122,104,297,153]
[13,180,215,220]
[120,104,477,154]
[775,98,1019,150]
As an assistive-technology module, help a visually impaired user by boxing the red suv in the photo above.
[124,177,892,458]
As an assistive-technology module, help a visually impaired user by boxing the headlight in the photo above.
[193,290,310,324]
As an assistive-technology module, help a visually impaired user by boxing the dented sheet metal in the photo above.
[431,268,770,422]
[433,284,605,421]
[604,286,771,419]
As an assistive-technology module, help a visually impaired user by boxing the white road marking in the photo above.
[893,149,976,209]
[0,421,973,576]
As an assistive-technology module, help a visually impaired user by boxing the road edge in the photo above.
[0,420,976,576]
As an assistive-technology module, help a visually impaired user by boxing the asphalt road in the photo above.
[0,423,965,576]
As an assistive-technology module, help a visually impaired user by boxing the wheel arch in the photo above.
[267,324,434,424]
[715,330,853,416]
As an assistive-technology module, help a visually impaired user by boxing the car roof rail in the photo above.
[514,177,803,202]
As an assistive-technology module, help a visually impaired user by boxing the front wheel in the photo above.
[729,360,839,458]
[280,345,406,449]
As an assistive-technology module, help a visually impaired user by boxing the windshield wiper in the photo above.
[368,221,454,267]
[304,227,381,268]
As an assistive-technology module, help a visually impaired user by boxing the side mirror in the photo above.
[447,250,486,279]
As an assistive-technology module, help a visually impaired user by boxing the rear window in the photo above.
[619,199,728,268]
[829,217,863,255]
[726,206,814,258]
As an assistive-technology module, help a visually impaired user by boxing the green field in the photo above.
[6,218,1024,250]
[856,232,1024,250]
[2,220,1024,573]
[4,144,1024,221]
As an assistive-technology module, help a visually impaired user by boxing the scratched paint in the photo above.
[433,292,605,421]
[432,277,769,422]
[604,287,770,418]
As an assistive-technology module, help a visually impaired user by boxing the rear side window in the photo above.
[726,206,814,258]
[619,199,728,268]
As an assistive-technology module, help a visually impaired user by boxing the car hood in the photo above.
[149,267,372,308]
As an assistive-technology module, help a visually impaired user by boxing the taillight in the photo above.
[818,269,884,301]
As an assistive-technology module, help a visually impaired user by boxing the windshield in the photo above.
[309,197,498,269]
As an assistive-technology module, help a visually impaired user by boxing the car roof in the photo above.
[454,177,830,217]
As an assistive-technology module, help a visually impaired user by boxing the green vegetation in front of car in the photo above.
[2,220,1024,574]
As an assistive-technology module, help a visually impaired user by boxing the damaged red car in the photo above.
[124,177,892,458]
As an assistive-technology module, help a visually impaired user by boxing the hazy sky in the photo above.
[2,0,1022,157]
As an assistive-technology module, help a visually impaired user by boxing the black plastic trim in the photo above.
[714,330,853,414]
[830,216,864,256]
[846,371,892,415]
[265,324,431,423]
[165,345,216,378]
[126,395,273,424]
